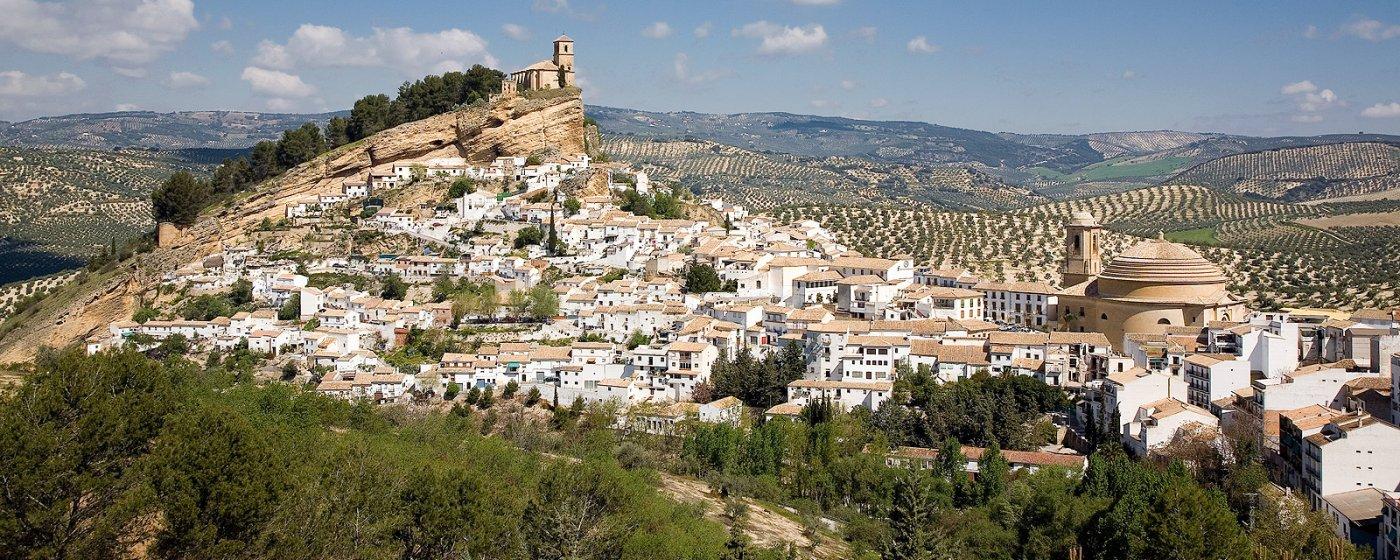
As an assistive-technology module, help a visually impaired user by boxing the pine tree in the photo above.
[884,469,935,560]
[151,171,212,226]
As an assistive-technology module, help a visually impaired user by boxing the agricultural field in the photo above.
[601,136,1041,211]
[0,146,211,283]
[772,184,1400,310]
[1167,142,1400,201]
[0,270,78,319]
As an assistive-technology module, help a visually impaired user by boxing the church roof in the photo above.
[1098,235,1228,285]
[525,59,559,71]
[1068,211,1100,227]
[554,34,574,42]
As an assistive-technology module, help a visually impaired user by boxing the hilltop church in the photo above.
[503,35,576,94]
[1057,211,1247,348]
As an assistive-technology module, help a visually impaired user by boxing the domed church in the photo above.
[1056,212,1247,348]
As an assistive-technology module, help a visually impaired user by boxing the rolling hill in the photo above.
[600,135,1042,211]
[589,106,1400,199]
[0,146,215,284]
[0,109,344,150]
[588,106,1102,171]
[1165,142,1400,202]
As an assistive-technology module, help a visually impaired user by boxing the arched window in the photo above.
[1157,318,1172,325]
[1100,313,1108,321]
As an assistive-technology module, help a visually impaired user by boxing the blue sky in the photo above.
[0,0,1397,135]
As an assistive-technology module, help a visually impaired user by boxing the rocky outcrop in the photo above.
[171,90,585,260]
[0,91,586,362]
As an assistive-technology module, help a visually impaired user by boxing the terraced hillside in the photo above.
[774,185,1400,310]
[602,136,1042,211]
[0,146,209,284]
[1166,142,1400,201]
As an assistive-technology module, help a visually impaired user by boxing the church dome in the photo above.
[1096,234,1230,303]
[1068,211,1099,227]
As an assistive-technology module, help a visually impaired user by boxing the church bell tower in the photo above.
[1061,211,1103,287]
[552,35,575,87]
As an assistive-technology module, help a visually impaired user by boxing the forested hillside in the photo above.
[0,347,1366,560]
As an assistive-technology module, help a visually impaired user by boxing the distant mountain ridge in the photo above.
[0,109,347,150]
[587,105,1400,198]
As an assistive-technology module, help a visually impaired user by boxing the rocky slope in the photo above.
[0,91,585,363]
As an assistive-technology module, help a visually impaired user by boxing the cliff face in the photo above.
[213,92,585,248]
[0,92,585,362]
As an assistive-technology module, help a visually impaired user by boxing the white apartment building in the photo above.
[975,281,1060,328]
[1302,411,1400,509]
[1183,353,1252,410]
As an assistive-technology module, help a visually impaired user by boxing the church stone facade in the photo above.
[507,35,576,93]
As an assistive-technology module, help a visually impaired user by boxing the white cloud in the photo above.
[0,70,86,97]
[0,0,198,64]
[1121,69,1139,80]
[1298,89,1339,112]
[1281,80,1342,116]
[1291,114,1323,123]
[252,24,496,75]
[162,71,209,89]
[733,21,828,55]
[533,0,568,13]
[240,66,315,97]
[115,103,140,111]
[694,22,712,38]
[869,98,888,108]
[218,16,232,30]
[1302,24,1319,39]
[642,21,673,39]
[840,79,857,90]
[1361,102,1400,118]
[502,23,531,41]
[906,36,940,54]
[211,40,234,55]
[673,53,728,84]
[1280,80,1316,95]
[1340,18,1400,41]
[265,98,296,112]
[251,41,293,69]
[850,26,877,43]
[112,66,148,78]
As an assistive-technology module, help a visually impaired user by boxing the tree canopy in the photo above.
[151,171,212,226]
